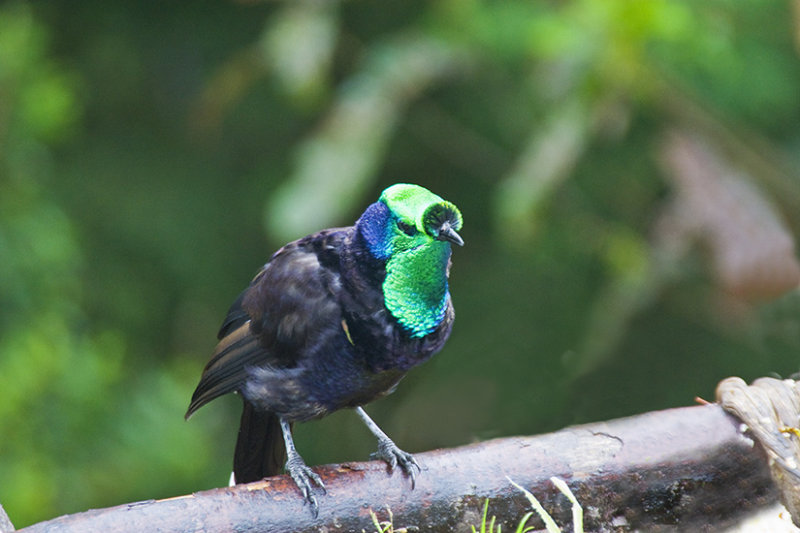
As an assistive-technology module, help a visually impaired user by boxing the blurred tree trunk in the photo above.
[14,404,778,532]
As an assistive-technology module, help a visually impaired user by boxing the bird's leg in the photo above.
[355,406,420,487]
[280,417,325,515]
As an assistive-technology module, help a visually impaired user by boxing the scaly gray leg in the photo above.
[280,417,325,516]
[355,406,420,487]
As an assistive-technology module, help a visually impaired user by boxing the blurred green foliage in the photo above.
[2,0,800,527]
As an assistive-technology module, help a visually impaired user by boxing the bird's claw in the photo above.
[286,455,325,516]
[371,438,420,488]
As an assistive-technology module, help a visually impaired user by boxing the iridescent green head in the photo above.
[357,183,463,337]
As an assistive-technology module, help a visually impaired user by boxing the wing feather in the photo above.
[186,230,348,419]
[185,322,264,418]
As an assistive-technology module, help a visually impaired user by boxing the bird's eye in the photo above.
[397,220,417,236]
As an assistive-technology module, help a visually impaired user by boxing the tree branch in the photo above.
[0,503,14,533]
[18,404,777,532]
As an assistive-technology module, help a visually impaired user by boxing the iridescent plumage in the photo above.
[186,183,463,514]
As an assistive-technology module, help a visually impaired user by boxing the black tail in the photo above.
[233,400,288,483]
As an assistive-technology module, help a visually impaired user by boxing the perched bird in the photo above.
[185,183,463,513]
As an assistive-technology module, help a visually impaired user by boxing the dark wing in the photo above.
[216,286,251,340]
[185,230,347,419]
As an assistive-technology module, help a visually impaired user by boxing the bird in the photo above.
[185,183,463,514]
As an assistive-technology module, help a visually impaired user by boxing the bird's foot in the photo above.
[371,437,420,488]
[285,454,325,516]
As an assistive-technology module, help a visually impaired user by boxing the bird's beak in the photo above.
[437,222,464,246]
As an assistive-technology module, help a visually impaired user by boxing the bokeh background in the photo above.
[3,0,800,527]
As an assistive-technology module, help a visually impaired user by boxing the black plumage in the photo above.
[186,184,462,514]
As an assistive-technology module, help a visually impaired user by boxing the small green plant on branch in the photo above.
[472,477,585,533]
[364,506,414,533]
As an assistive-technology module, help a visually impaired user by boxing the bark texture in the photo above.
[17,404,777,532]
